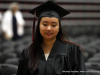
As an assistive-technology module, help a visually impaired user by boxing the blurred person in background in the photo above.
[1,2,25,41]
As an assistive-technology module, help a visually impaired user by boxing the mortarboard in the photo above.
[29,0,70,41]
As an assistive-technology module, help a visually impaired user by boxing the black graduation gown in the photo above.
[17,39,89,75]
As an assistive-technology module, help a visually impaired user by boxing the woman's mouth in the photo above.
[45,33,52,36]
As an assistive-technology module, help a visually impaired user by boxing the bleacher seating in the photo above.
[5,58,19,65]
[86,62,100,71]
[0,64,18,75]
[87,69,100,75]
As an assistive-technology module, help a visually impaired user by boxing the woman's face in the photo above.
[39,17,59,40]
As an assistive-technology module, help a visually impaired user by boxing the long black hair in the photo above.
[26,17,84,71]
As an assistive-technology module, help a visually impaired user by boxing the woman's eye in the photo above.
[52,25,56,27]
[43,24,47,26]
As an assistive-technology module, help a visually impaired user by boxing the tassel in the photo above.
[32,11,36,41]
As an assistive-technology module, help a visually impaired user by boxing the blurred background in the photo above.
[0,0,100,75]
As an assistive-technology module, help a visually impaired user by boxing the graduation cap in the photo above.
[29,0,70,41]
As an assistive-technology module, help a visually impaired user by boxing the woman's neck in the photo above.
[42,38,56,47]
[41,38,56,54]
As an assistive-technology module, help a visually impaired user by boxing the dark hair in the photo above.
[27,17,84,71]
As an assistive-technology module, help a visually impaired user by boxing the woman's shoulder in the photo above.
[63,41,82,53]
[58,39,80,52]
[21,48,28,55]
[20,48,29,60]
[62,40,79,48]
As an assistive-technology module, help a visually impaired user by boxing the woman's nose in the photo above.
[47,25,51,30]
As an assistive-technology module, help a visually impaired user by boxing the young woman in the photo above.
[17,1,89,75]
